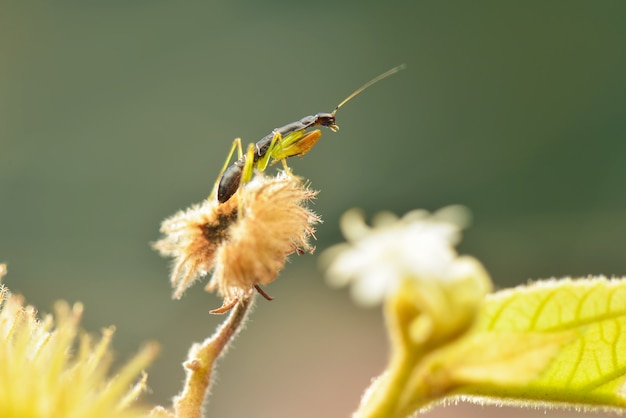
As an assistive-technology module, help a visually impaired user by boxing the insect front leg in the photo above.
[262,130,310,175]
[269,130,323,176]
[210,138,244,201]
[278,129,322,159]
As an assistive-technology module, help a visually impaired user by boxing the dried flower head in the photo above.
[0,264,158,418]
[153,195,239,300]
[154,173,320,313]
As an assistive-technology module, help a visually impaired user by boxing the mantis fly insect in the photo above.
[211,64,406,204]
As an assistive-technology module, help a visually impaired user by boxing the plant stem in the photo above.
[352,350,417,418]
[173,296,254,418]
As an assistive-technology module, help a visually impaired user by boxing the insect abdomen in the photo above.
[217,161,244,203]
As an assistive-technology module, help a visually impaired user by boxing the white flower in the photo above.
[324,206,479,307]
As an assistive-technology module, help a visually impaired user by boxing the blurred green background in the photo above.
[1,1,625,417]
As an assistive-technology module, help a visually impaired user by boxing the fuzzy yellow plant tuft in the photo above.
[0,264,158,418]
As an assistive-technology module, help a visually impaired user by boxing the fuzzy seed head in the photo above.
[153,197,239,299]
[154,173,320,312]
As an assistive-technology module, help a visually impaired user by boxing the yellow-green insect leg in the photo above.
[282,130,322,159]
[241,142,256,184]
[209,137,243,201]
[236,143,257,217]
[257,131,283,171]
[269,130,305,161]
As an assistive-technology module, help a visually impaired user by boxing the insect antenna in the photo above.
[331,64,407,116]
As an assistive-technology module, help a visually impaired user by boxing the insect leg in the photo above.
[210,137,243,201]
[269,129,323,176]
[256,130,284,172]
[232,143,258,217]
[272,129,322,160]
[241,142,257,185]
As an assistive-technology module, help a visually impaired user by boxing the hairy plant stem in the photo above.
[173,295,254,418]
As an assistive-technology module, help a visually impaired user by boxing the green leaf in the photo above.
[447,276,626,409]
[354,275,626,418]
